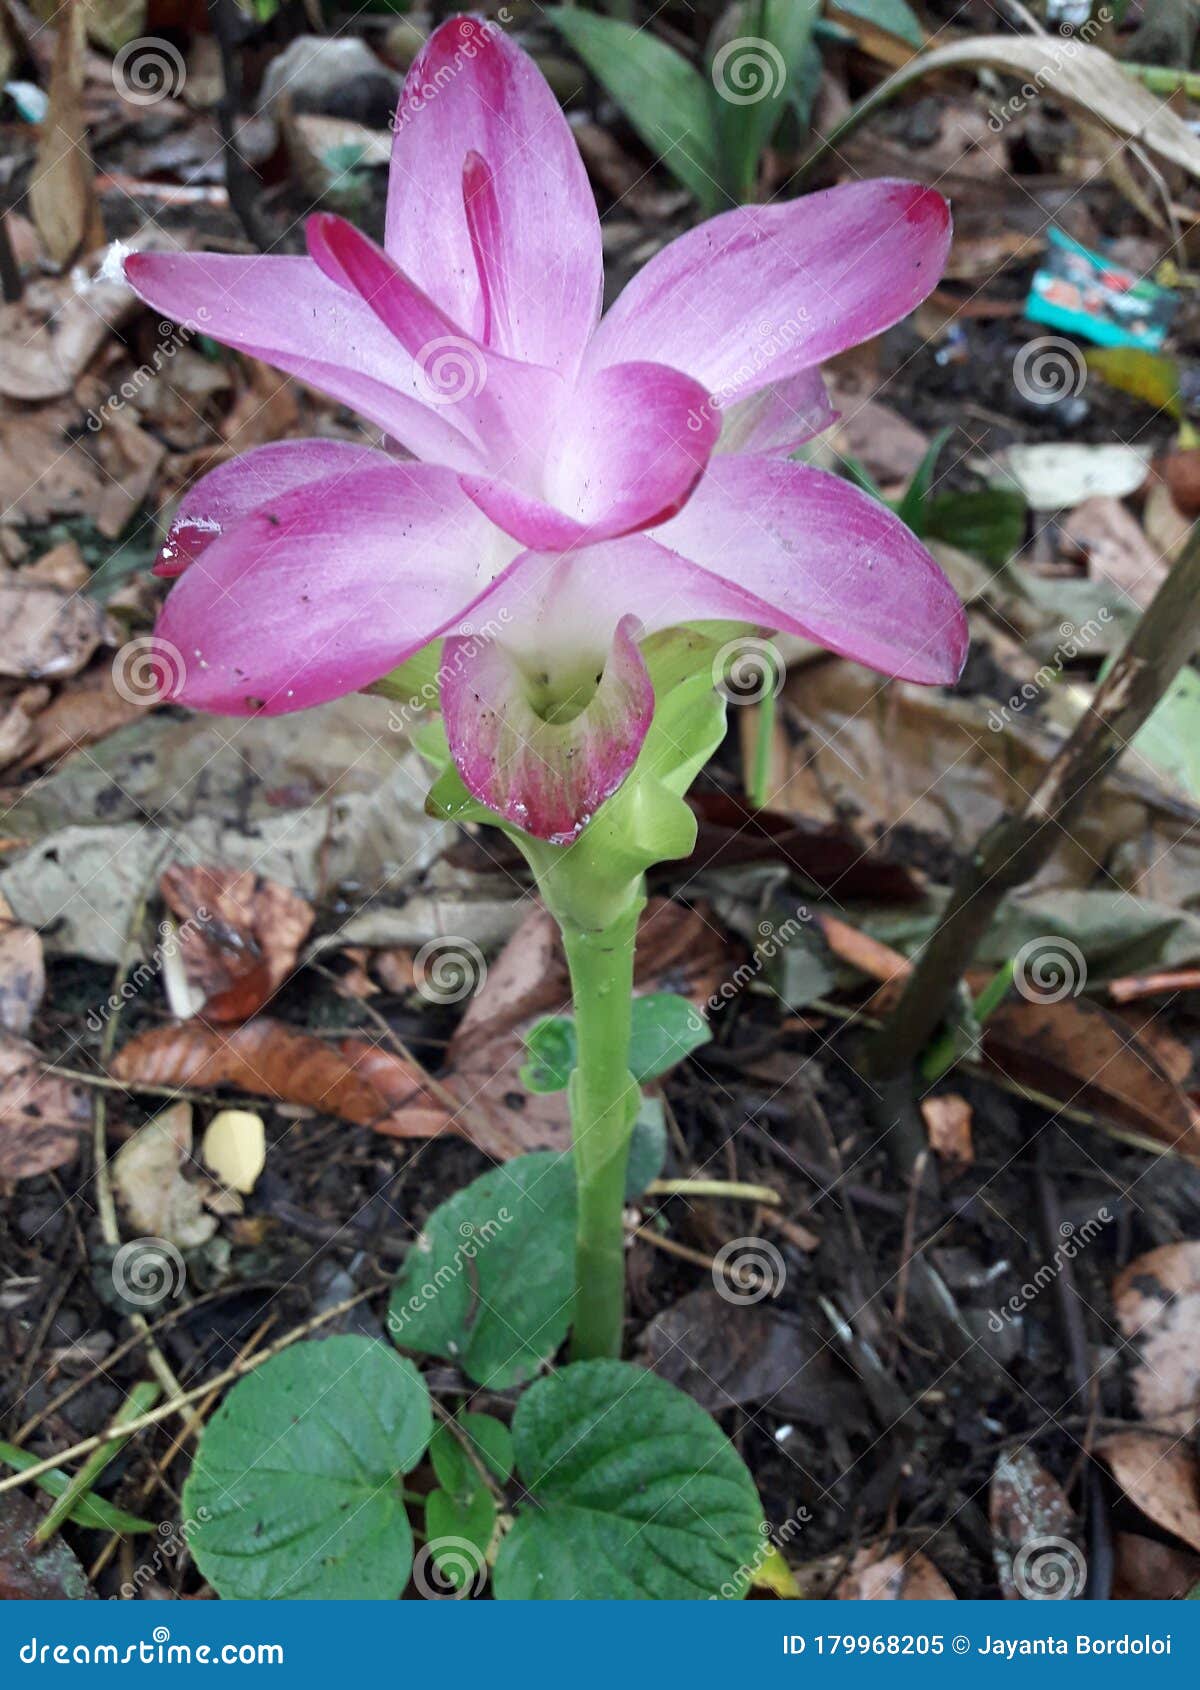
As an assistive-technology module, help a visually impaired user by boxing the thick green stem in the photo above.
[560,898,643,1361]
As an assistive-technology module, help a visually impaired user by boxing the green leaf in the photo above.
[831,0,925,50]
[1086,345,1184,421]
[388,1152,576,1387]
[895,425,951,536]
[424,1488,495,1593]
[926,487,1026,566]
[523,994,709,1094]
[429,1415,513,1499]
[547,8,721,210]
[625,1094,667,1198]
[493,1360,764,1600]
[1127,663,1200,803]
[710,0,819,201]
[520,1017,576,1094]
[183,1337,431,1599]
[0,1441,154,1535]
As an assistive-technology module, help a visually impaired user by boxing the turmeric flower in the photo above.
[125,13,966,843]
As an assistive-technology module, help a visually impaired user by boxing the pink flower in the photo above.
[125,13,966,844]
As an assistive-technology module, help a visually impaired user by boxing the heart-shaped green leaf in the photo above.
[183,1337,431,1599]
[494,1360,764,1600]
[388,1151,575,1387]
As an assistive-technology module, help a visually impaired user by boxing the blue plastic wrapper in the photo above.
[1026,228,1179,350]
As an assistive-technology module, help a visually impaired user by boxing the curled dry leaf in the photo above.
[1113,1242,1200,1435]
[112,1100,217,1249]
[920,1094,973,1175]
[0,582,108,682]
[0,893,44,1037]
[111,1019,453,1142]
[0,1031,90,1179]
[1098,1433,1200,1554]
[989,1446,1076,1600]
[834,1545,956,1600]
[159,863,315,1023]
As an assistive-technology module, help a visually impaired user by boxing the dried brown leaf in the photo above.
[1113,1242,1200,1435]
[0,1031,90,1179]
[1099,1433,1200,1553]
[835,1545,956,1600]
[159,863,314,1023]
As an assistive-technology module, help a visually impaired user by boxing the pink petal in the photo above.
[154,439,383,576]
[441,613,653,844]
[652,456,968,684]
[460,360,719,547]
[586,180,950,404]
[716,368,836,457]
[152,462,501,715]
[124,252,480,468]
[307,213,561,481]
[387,16,602,375]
